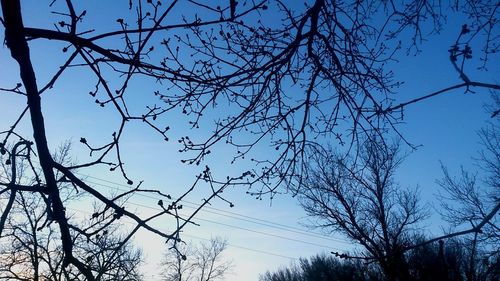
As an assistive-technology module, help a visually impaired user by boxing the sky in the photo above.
[0,1,498,281]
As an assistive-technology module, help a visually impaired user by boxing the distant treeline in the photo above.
[259,238,499,281]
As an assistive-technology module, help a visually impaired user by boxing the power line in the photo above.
[83,178,350,248]
[181,233,298,260]
[70,186,346,252]
[65,206,299,261]
[185,203,350,244]
[2,167,352,261]
[118,198,346,252]
[1,170,351,250]
[78,172,350,244]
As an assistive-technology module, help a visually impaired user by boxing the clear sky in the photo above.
[1,1,498,281]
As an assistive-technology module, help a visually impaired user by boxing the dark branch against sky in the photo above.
[0,0,498,279]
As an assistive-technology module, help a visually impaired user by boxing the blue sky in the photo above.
[1,1,498,280]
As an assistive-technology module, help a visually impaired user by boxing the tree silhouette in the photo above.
[294,138,428,281]
[1,0,499,279]
[260,240,499,281]
[161,237,232,281]
[436,120,500,281]
[259,253,380,281]
[0,144,143,281]
[0,194,144,281]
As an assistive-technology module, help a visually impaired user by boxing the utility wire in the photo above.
[1,169,351,249]
[182,232,298,260]
[66,206,299,261]
[78,172,350,244]
[116,198,347,252]
[70,185,347,251]
[1,167,353,262]
[84,177,350,247]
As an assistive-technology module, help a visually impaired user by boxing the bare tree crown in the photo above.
[0,0,498,279]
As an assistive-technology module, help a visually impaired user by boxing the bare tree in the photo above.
[161,237,232,281]
[259,238,499,281]
[0,159,143,281]
[439,123,499,245]
[437,120,500,280]
[295,138,428,281]
[0,191,143,281]
[259,253,379,281]
[73,229,144,281]
[0,142,143,280]
[0,0,498,279]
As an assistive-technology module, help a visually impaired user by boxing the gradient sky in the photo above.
[1,1,498,280]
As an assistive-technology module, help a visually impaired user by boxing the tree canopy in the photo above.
[0,0,498,279]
